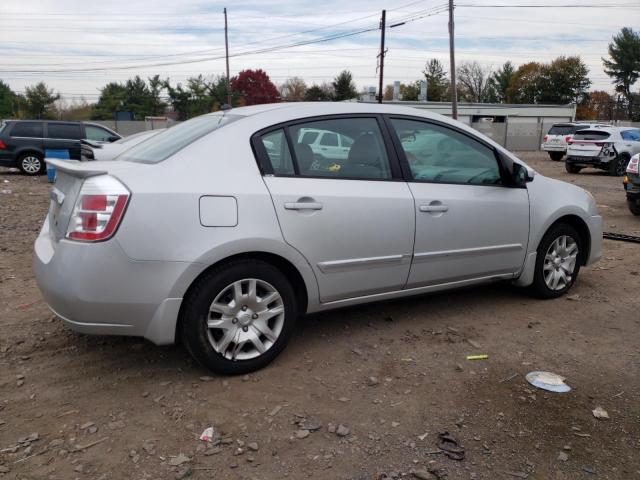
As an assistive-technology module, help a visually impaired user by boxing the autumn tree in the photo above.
[280,77,307,102]
[332,70,358,101]
[541,56,591,104]
[423,58,449,101]
[231,69,279,105]
[603,27,640,119]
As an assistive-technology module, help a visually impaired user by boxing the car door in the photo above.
[386,116,530,288]
[45,122,83,160]
[8,121,44,158]
[254,116,415,303]
[621,130,640,155]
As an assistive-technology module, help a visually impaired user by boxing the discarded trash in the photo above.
[525,371,571,393]
[199,427,217,443]
[436,431,465,460]
[499,373,519,383]
[592,406,609,419]
[466,354,488,360]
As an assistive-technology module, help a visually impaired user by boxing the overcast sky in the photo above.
[1,0,638,104]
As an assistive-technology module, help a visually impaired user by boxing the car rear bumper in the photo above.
[541,144,566,152]
[33,217,198,345]
[0,152,17,168]
[566,155,612,167]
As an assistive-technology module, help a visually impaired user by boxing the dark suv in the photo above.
[0,120,121,175]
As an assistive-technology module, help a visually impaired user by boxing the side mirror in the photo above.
[108,135,121,143]
[512,163,535,186]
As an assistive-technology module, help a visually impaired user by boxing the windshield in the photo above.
[572,130,611,141]
[120,113,241,164]
[548,125,576,135]
[116,129,163,144]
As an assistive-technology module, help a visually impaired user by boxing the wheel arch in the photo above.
[17,148,44,160]
[175,251,310,343]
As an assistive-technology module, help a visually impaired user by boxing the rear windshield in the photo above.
[548,125,575,135]
[572,130,611,140]
[119,113,241,164]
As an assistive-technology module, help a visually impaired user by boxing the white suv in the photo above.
[566,127,640,176]
[542,123,609,161]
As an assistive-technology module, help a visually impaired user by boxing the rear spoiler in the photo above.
[44,158,107,178]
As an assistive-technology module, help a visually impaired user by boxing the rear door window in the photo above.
[10,122,43,138]
[47,123,82,140]
[548,125,575,135]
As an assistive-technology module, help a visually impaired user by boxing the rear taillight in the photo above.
[543,135,548,142]
[565,135,572,143]
[66,175,129,242]
[0,140,6,150]
[627,155,639,174]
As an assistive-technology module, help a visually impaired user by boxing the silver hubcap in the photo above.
[207,278,284,361]
[22,156,41,174]
[543,235,578,291]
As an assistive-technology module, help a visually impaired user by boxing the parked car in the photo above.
[541,123,609,161]
[0,120,121,175]
[298,127,354,162]
[624,153,640,215]
[565,127,640,176]
[82,129,165,161]
[34,103,602,374]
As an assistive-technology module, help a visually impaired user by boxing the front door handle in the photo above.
[284,202,323,210]
[420,204,449,213]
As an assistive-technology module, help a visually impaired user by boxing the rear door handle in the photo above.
[284,202,323,210]
[420,204,449,213]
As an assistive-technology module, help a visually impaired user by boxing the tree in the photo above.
[24,82,60,119]
[456,61,494,103]
[603,27,640,118]
[488,61,515,103]
[422,59,449,101]
[579,90,615,120]
[332,70,358,101]
[280,77,307,102]
[0,80,18,118]
[540,56,591,104]
[92,76,165,120]
[304,84,333,101]
[383,82,421,101]
[507,62,544,103]
[231,69,279,105]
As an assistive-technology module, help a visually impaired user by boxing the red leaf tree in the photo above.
[231,69,280,105]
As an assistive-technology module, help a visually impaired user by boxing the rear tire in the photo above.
[565,163,582,174]
[628,200,640,216]
[549,152,564,161]
[530,223,583,299]
[18,153,44,176]
[609,154,630,177]
[180,259,297,375]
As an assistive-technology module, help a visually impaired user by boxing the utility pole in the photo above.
[224,7,231,106]
[377,9,386,104]
[448,0,458,119]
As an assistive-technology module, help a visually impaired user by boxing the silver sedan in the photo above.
[34,103,602,374]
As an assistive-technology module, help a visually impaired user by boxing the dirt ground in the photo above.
[0,152,639,480]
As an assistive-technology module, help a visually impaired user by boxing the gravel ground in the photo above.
[0,152,639,480]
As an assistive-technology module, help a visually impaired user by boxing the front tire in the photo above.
[549,152,564,161]
[180,259,297,375]
[565,163,582,174]
[18,153,44,176]
[609,154,630,177]
[628,199,640,216]
[530,224,583,299]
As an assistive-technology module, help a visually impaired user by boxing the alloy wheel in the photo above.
[616,157,629,176]
[21,156,42,174]
[206,278,285,361]
[543,235,578,291]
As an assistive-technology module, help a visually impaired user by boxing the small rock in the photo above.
[269,405,282,417]
[558,451,569,462]
[199,376,213,382]
[141,391,150,398]
[411,470,430,480]
[336,424,350,437]
[592,406,609,419]
[327,423,336,434]
[295,429,310,439]
[391,421,400,428]
[16,380,24,387]
[0,465,9,474]
[107,420,125,430]
[247,442,259,451]
[74,464,84,473]
[175,466,192,479]
[168,453,190,466]
[367,376,380,386]
[142,440,156,455]
[242,375,250,382]
[204,447,221,456]
[338,397,349,402]
[566,294,580,301]
[80,422,95,430]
